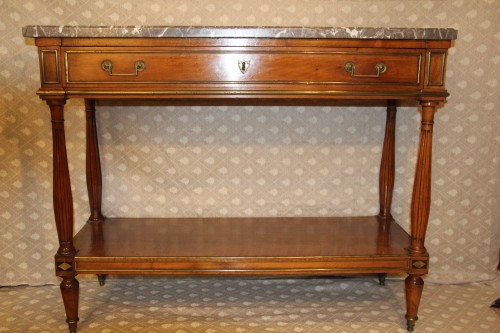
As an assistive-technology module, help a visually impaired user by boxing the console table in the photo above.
[23,26,457,332]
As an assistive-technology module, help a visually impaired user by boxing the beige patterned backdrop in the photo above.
[0,0,498,286]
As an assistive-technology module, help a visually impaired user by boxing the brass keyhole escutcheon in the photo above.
[238,60,251,74]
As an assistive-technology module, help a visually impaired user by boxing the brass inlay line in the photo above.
[75,255,409,260]
[74,267,408,273]
[58,262,72,271]
[64,50,424,55]
[426,51,446,86]
[36,90,66,95]
[41,49,60,84]
[66,79,421,86]
[64,50,422,86]
[412,260,427,269]
[38,89,436,97]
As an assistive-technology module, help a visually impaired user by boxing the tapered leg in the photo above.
[47,98,79,332]
[61,277,80,333]
[405,274,424,331]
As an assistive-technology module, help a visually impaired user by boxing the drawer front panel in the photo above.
[65,50,423,86]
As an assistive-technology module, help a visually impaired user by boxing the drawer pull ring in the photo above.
[343,61,387,78]
[101,60,146,76]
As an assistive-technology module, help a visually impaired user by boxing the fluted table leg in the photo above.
[85,99,107,285]
[405,100,437,331]
[376,100,397,286]
[47,98,79,333]
[85,99,105,223]
[379,100,397,220]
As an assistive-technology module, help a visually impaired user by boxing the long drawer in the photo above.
[64,49,423,87]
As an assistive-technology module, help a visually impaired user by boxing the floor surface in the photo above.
[1,277,498,332]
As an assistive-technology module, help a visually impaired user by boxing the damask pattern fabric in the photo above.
[0,0,499,285]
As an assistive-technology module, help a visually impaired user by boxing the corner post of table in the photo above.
[85,98,105,223]
[45,97,80,333]
[405,99,437,331]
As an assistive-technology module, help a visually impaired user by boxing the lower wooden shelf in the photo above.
[73,216,411,275]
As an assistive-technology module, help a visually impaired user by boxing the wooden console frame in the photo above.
[25,27,455,332]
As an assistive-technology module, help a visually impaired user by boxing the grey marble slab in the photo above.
[22,26,457,40]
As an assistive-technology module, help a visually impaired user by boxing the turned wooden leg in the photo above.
[404,100,437,330]
[405,274,424,331]
[410,101,437,254]
[85,99,105,223]
[47,98,79,333]
[379,100,397,219]
[86,100,107,288]
[61,277,79,333]
[376,100,397,286]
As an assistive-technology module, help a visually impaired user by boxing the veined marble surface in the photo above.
[22,26,458,40]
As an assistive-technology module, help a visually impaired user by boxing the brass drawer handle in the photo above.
[343,61,387,78]
[101,60,146,76]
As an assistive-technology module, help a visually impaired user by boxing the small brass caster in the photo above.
[68,320,78,333]
[405,315,418,332]
[97,274,106,286]
[378,273,387,286]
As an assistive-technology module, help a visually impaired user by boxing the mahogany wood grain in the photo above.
[74,216,410,258]
[47,98,79,333]
[405,274,424,331]
[410,101,437,255]
[60,277,79,333]
[85,99,105,222]
[46,98,75,260]
[73,216,411,275]
[379,100,397,219]
[27,30,455,332]
[65,49,422,86]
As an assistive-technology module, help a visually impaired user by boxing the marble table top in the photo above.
[22,26,458,40]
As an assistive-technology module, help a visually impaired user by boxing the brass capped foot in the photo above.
[67,320,78,333]
[97,274,106,286]
[378,273,387,286]
[405,315,418,331]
